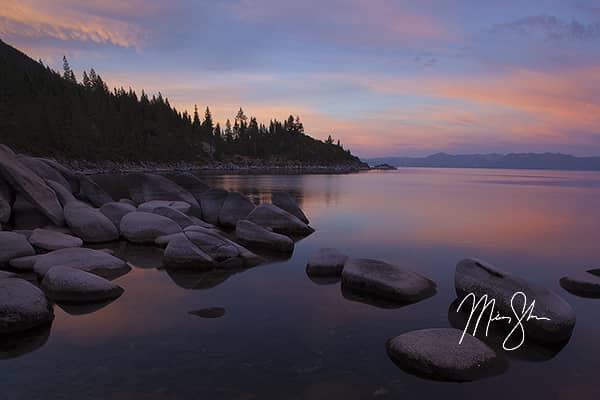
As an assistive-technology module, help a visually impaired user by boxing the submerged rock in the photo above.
[120,211,181,243]
[218,192,255,227]
[0,146,64,226]
[246,204,314,235]
[235,219,293,253]
[199,188,228,225]
[272,192,309,224]
[64,201,119,243]
[28,228,83,251]
[306,248,347,276]
[455,258,576,343]
[77,174,113,207]
[0,232,35,266]
[189,307,226,318]
[560,269,600,298]
[162,234,214,270]
[33,247,130,279]
[342,258,436,303]
[99,201,136,229]
[139,200,191,214]
[386,328,506,382]
[41,266,124,303]
[0,277,54,334]
[127,173,199,209]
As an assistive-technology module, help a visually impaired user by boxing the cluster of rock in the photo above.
[560,268,600,298]
[0,143,314,337]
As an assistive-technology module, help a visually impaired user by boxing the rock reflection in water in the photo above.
[341,284,418,309]
[165,268,236,290]
[0,324,51,360]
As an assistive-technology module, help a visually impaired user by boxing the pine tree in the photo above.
[62,56,76,83]
[192,105,200,128]
[202,106,214,133]
[82,71,90,87]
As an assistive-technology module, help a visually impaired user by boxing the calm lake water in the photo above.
[2,168,600,399]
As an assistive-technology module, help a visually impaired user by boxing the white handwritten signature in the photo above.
[456,291,551,351]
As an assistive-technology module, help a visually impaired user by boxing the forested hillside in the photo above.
[0,39,363,166]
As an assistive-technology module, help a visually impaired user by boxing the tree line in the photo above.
[0,39,361,165]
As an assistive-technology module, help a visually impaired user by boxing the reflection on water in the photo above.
[3,168,600,399]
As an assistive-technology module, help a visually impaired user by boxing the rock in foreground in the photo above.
[99,201,136,229]
[218,192,255,227]
[342,258,436,303]
[28,228,83,251]
[272,192,309,224]
[386,328,505,382]
[246,204,314,235]
[41,266,124,303]
[235,220,294,253]
[306,248,347,276]
[560,269,600,298]
[120,211,181,244]
[0,232,35,265]
[162,234,214,270]
[455,258,576,343]
[0,277,54,334]
[64,202,119,243]
[33,247,130,279]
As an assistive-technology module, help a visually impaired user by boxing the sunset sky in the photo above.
[2,0,600,157]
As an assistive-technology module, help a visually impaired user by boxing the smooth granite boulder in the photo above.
[386,328,506,382]
[199,188,228,225]
[10,195,52,229]
[246,204,313,235]
[8,254,41,271]
[99,202,136,229]
[162,234,215,270]
[17,156,72,191]
[0,177,14,224]
[235,219,293,253]
[0,271,18,279]
[41,266,124,303]
[306,248,347,276]
[28,228,83,251]
[138,200,191,214]
[560,269,600,298]
[39,159,80,193]
[127,173,199,209]
[0,146,64,226]
[64,201,119,243]
[33,247,130,279]
[0,277,54,334]
[185,229,263,268]
[0,232,35,266]
[120,212,181,244]
[342,258,436,303]
[119,198,136,206]
[272,192,309,224]
[164,172,210,203]
[45,179,77,205]
[218,192,255,227]
[77,174,113,207]
[455,258,576,343]
[151,206,196,229]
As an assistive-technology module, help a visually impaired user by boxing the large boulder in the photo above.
[99,202,136,229]
[77,174,113,207]
[28,228,83,251]
[120,212,181,244]
[272,192,309,224]
[0,146,64,226]
[0,232,35,266]
[39,159,80,193]
[46,179,77,205]
[235,220,293,253]
[246,204,314,235]
[219,192,255,227]
[0,176,14,225]
[342,258,436,303]
[64,201,119,243]
[560,269,600,298]
[126,173,199,209]
[386,328,506,382]
[17,156,72,191]
[199,188,228,224]
[41,266,124,303]
[138,200,191,214]
[32,247,129,279]
[8,254,41,272]
[306,248,347,276]
[162,234,215,270]
[0,277,54,334]
[151,206,196,229]
[455,258,576,343]
[164,172,210,202]
[185,229,262,268]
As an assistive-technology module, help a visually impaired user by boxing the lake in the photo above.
[2,168,600,399]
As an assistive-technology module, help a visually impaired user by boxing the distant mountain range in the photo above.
[363,153,600,171]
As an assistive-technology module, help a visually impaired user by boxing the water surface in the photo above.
[2,168,600,399]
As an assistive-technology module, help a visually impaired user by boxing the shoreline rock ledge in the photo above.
[386,328,506,382]
[455,258,576,343]
[342,258,436,303]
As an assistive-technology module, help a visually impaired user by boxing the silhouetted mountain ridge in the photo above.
[364,153,600,171]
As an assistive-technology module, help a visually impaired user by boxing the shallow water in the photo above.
[2,168,600,399]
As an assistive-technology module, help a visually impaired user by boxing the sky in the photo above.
[2,0,600,157]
